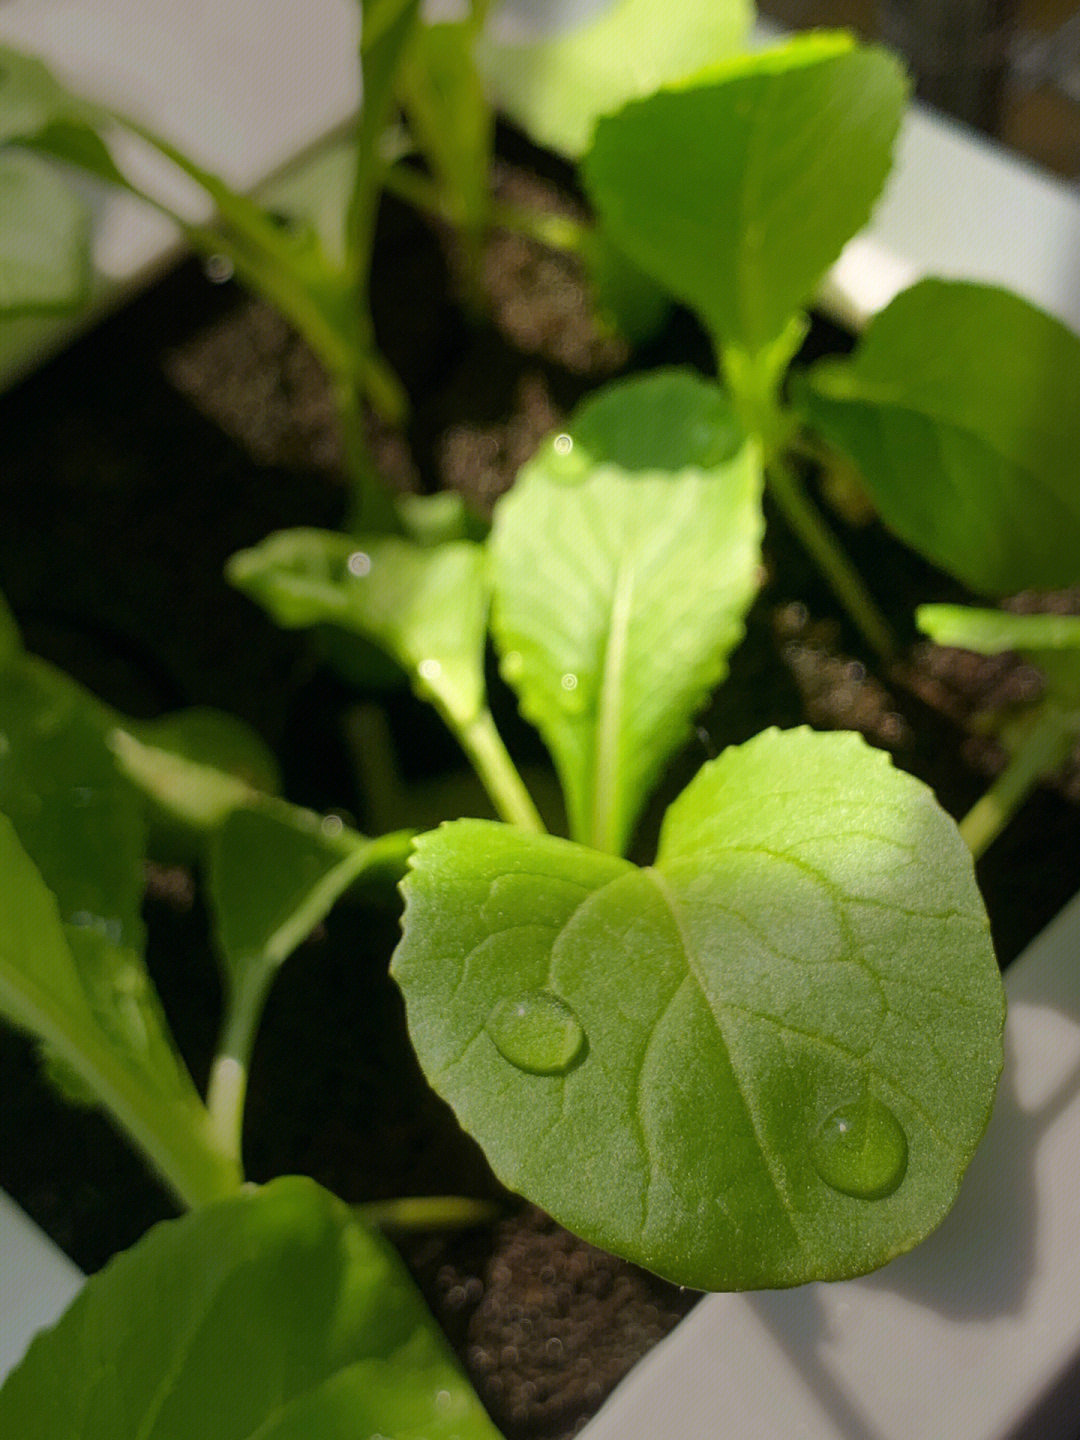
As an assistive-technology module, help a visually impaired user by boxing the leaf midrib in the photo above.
[589,558,636,852]
[644,865,805,1247]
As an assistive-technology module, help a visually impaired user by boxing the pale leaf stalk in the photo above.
[206,972,276,1163]
[960,703,1079,859]
[356,1195,499,1233]
[766,457,898,664]
[457,708,546,834]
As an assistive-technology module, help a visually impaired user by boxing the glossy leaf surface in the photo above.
[917,604,1080,707]
[478,0,752,158]
[802,281,1080,594]
[0,1176,501,1440]
[584,34,907,356]
[228,529,489,727]
[394,728,1003,1289]
[490,369,762,854]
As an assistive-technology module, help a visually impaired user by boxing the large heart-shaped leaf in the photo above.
[0,1176,501,1440]
[228,529,488,729]
[489,369,762,855]
[800,280,1080,594]
[393,727,1003,1290]
[583,34,908,357]
[478,0,752,158]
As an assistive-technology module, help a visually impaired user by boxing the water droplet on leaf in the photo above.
[203,253,234,284]
[553,433,573,456]
[347,550,371,577]
[810,1094,908,1200]
[501,650,525,682]
[418,658,442,682]
[487,991,585,1075]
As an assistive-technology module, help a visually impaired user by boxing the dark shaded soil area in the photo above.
[2,151,1079,1438]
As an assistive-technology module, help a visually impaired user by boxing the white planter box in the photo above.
[2,5,1080,1436]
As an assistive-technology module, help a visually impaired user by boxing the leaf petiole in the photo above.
[766,456,898,664]
[960,702,1080,859]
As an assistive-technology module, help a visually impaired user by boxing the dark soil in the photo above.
[2,147,1079,1439]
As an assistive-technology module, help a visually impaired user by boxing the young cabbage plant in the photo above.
[229,365,1006,1292]
[580,32,1080,665]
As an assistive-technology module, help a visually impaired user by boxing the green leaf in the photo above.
[489,369,763,855]
[352,0,424,258]
[0,45,97,143]
[208,800,413,1008]
[0,1176,502,1440]
[800,280,1080,594]
[583,34,908,357]
[917,604,1080,708]
[0,150,90,313]
[396,19,493,241]
[228,529,489,728]
[116,707,281,836]
[393,727,1003,1290]
[0,660,197,1109]
[0,805,238,1204]
[584,226,672,345]
[478,0,753,158]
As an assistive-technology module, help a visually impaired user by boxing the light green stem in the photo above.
[356,1195,499,1233]
[458,709,546,833]
[960,704,1079,859]
[767,458,898,664]
[205,975,274,1164]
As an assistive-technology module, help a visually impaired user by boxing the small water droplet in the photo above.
[418,657,442,682]
[558,672,587,715]
[347,550,372,578]
[553,433,573,456]
[487,991,585,1075]
[501,650,525,682]
[810,1094,908,1200]
[434,1389,453,1411]
[320,814,344,837]
[203,253,234,284]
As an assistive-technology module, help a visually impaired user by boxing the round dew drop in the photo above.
[810,1094,908,1200]
[486,991,585,1075]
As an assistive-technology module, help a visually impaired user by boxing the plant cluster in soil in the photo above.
[1,136,1079,1438]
